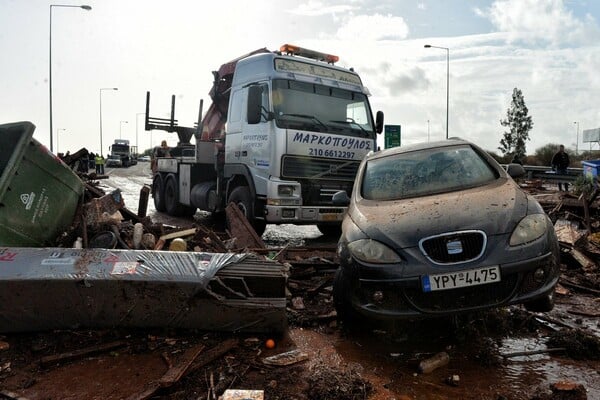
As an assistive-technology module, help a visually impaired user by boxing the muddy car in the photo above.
[332,139,560,322]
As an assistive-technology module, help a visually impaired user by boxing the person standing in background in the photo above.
[551,144,570,191]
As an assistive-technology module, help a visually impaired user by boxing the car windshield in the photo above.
[272,79,375,138]
[361,145,499,200]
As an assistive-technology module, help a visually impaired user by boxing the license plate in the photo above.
[422,266,501,292]
[321,213,340,221]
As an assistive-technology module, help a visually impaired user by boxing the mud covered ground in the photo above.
[1,164,599,400]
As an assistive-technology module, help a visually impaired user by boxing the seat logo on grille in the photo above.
[446,240,463,255]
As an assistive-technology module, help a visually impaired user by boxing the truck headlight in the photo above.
[510,214,548,246]
[278,185,295,196]
[347,239,401,264]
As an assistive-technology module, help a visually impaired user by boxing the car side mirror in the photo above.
[247,85,263,125]
[375,111,384,134]
[332,190,350,206]
[506,163,525,178]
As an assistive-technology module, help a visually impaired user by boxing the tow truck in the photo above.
[147,44,383,235]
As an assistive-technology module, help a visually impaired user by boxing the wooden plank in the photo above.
[159,344,205,386]
[569,248,596,271]
[225,203,265,249]
[159,228,197,241]
[39,341,126,367]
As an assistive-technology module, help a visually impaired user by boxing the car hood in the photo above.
[348,178,528,249]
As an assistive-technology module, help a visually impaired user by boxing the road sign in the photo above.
[583,128,600,143]
[384,125,401,149]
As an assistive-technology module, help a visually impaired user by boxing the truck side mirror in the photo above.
[247,85,263,125]
[332,190,350,206]
[375,111,384,134]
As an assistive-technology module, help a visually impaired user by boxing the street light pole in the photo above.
[574,121,579,155]
[49,4,91,153]
[424,44,449,139]
[120,121,129,139]
[135,112,145,152]
[56,128,66,154]
[99,88,118,156]
[427,119,430,142]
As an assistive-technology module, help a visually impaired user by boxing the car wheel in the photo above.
[524,291,555,312]
[317,223,342,238]
[153,174,166,212]
[165,175,196,217]
[333,268,364,327]
[228,186,266,236]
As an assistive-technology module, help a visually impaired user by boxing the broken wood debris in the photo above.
[225,202,265,249]
[262,349,309,366]
[39,340,126,367]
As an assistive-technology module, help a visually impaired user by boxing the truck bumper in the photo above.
[264,205,346,224]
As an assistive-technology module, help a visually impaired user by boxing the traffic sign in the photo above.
[384,125,401,149]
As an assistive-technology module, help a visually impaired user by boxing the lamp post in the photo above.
[99,87,118,156]
[427,119,430,143]
[424,44,449,139]
[574,121,579,155]
[56,128,66,154]
[120,120,129,139]
[135,112,145,152]
[49,4,91,153]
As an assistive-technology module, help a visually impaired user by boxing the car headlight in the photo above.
[510,214,548,246]
[347,239,401,264]
[278,185,295,196]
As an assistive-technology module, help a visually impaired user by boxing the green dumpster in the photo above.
[0,121,84,246]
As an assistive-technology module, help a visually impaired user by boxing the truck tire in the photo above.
[153,174,166,212]
[165,175,196,217]
[317,223,342,238]
[228,186,266,236]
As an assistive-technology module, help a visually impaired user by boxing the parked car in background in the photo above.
[105,154,123,168]
[332,138,560,323]
[138,155,151,162]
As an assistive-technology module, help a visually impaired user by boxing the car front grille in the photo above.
[404,274,518,313]
[281,156,359,181]
[419,230,486,264]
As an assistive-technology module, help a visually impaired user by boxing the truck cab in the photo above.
[150,44,383,236]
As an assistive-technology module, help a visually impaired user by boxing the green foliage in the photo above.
[499,88,533,159]
[572,175,594,198]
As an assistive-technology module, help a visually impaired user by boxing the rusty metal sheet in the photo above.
[0,248,287,333]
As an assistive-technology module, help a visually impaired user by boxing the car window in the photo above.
[361,145,498,200]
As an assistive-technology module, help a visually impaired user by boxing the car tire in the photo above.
[228,186,266,236]
[333,268,364,327]
[524,291,555,312]
[317,223,342,237]
[165,175,196,217]
[153,174,166,212]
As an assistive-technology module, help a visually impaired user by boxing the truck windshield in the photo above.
[112,145,129,154]
[272,79,375,137]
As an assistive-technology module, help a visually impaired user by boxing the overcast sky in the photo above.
[1,0,599,156]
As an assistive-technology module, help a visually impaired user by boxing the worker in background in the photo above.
[551,144,570,191]
[95,154,105,175]
[152,140,171,173]
[95,154,102,174]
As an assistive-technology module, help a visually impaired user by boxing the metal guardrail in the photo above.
[520,165,582,182]
[500,165,583,182]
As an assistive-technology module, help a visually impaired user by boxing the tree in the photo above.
[498,88,533,159]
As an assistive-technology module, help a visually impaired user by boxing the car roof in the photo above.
[367,138,471,161]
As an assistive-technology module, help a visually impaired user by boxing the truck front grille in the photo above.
[281,156,359,181]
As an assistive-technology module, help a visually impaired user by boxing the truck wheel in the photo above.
[153,174,166,212]
[317,223,342,237]
[165,175,196,217]
[228,186,266,236]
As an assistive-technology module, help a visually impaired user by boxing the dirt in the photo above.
[1,164,599,400]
